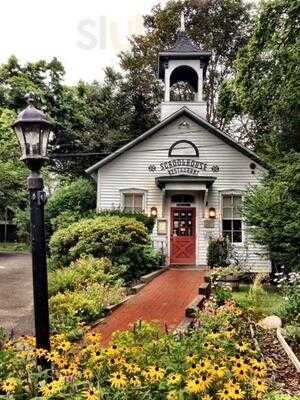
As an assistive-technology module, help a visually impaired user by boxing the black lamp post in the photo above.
[12,94,53,368]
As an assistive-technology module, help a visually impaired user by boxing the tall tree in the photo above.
[218,0,300,154]
[120,0,253,130]
[0,58,132,176]
[52,68,140,176]
[0,0,254,177]
[0,108,27,214]
[243,152,300,272]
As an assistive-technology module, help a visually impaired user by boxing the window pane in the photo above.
[134,194,143,209]
[222,220,232,231]
[233,196,242,218]
[223,208,232,219]
[233,231,242,243]
[233,209,242,219]
[124,194,133,208]
[233,196,242,207]
[233,220,241,230]
[223,196,232,207]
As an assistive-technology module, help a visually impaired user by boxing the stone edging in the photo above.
[277,327,300,373]
[131,267,168,293]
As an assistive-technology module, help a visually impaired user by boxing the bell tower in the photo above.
[158,12,211,120]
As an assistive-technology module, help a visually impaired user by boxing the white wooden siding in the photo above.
[96,116,270,271]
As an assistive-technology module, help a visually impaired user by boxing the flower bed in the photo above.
[48,256,126,340]
[208,267,300,397]
[0,301,278,400]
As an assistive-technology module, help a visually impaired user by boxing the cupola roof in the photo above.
[158,13,211,79]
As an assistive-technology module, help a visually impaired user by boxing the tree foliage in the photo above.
[218,0,300,153]
[0,108,27,214]
[47,178,96,220]
[0,1,254,177]
[243,153,300,272]
[0,58,136,176]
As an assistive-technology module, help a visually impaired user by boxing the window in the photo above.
[123,193,144,213]
[168,140,199,157]
[171,194,195,204]
[222,194,242,243]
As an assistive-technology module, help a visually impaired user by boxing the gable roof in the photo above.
[86,107,266,174]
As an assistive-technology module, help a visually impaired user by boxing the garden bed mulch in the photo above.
[258,328,300,395]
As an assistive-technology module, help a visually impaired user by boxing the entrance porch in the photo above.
[154,175,216,267]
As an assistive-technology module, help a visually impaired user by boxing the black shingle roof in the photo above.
[166,31,202,53]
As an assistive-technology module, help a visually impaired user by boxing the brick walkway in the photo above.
[94,268,204,344]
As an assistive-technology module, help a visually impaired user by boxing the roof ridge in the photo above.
[86,107,266,174]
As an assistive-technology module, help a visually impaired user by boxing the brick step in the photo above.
[185,295,206,318]
[198,282,211,298]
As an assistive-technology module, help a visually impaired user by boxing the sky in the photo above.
[0,0,167,85]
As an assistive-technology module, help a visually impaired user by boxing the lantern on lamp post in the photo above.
[12,93,53,368]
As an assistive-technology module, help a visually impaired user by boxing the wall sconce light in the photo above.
[208,207,216,219]
[150,207,158,218]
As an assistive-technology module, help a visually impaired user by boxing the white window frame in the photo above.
[119,189,147,213]
[219,190,244,245]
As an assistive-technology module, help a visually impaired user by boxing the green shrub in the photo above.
[275,271,300,324]
[48,256,124,296]
[97,209,155,233]
[49,215,160,280]
[0,242,29,252]
[207,237,230,267]
[284,325,300,343]
[281,287,300,325]
[47,178,96,220]
[51,211,96,232]
[50,282,124,339]
[214,285,233,306]
[13,208,30,244]
[117,243,162,281]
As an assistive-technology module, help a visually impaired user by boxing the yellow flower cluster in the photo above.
[1,377,20,394]
[0,303,271,400]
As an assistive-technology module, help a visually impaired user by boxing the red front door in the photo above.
[170,208,196,265]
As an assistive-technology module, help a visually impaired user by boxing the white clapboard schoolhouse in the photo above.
[86,18,271,271]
